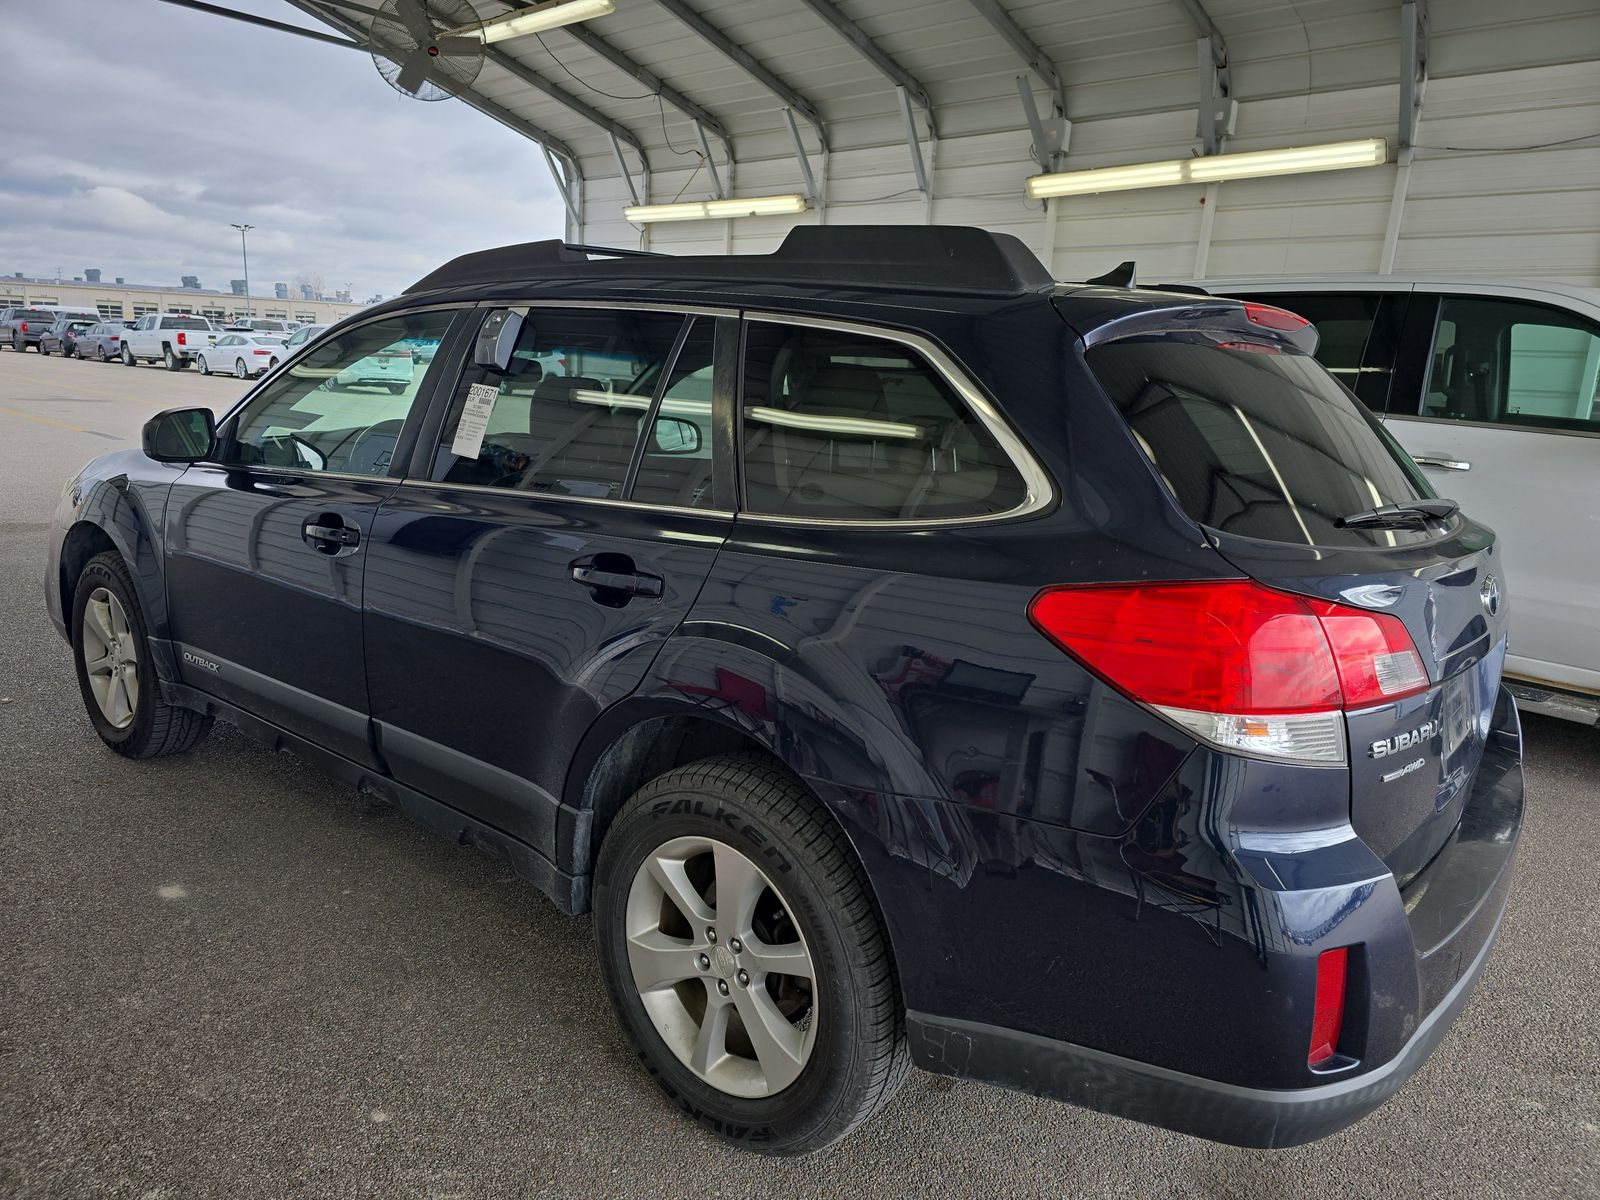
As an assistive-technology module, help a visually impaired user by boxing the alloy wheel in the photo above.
[80,587,139,730]
[624,835,817,1098]
[236,358,247,378]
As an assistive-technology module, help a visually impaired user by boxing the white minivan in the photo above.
[1200,275,1600,724]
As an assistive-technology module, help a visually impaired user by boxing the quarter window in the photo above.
[1422,297,1600,433]
[738,323,1027,520]
[430,308,688,498]
[222,309,455,476]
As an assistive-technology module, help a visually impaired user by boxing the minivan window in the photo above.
[739,324,1027,521]
[1088,339,1432,547]
[1423,296,1600,433]
[430,307,687,498]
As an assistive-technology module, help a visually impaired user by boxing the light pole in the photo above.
[231,223,254,318]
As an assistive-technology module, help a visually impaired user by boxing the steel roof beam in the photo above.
[1173,0,1232,154]
[482,1,736,162]
[964,0,1065,118]
[480,47,653,167]
[651,0,829,152]
[794,0,936,138]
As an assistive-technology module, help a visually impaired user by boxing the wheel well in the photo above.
[59,522,118,622]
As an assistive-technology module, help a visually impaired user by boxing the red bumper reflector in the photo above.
[1309,947,1349,1066]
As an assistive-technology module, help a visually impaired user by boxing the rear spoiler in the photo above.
[1070,296,1321,358]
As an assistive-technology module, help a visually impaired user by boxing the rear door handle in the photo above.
[1412,455,1470,471]
[570,563,664,598]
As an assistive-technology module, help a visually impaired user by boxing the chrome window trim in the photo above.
[391,476,732,519]
[732,309,1056,529]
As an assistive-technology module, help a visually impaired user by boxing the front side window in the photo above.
[430,307,689,498]
[738,323,1027,520]
[1422,296,1600,433]
[222,309,455,476]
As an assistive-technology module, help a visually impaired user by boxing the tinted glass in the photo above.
[1242,292,1409,414]
[739,324,1026,520]
[1422,296,1600,433]
[224,309,454,476]
[164,316,211,331]
[430,308,686,498]
[1088,339,1431,547]
[20,309,55,323]
[629,320,717,509]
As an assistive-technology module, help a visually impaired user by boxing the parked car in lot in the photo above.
[225,317,291,335]
[197,333,285,379]
[120,313,218,369]
[2,306,80,351]
[1201,275,1600,725]
[38,316,99,357]
[44,228,1523,1155]
[279,323,328,355]
[75,323,128,362]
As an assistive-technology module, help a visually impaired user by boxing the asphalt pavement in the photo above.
[1,348,1596,1199]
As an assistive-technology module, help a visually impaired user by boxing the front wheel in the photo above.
[197,355,211,376]
[71,552,211,758]
[235,357,248,379]
[593,754,909,1155]
[38,342,50,356]
[122,345,136,366]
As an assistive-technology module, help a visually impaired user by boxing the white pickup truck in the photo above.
[120,313,220,370]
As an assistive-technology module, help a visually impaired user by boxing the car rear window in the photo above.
[164,317,212,330]
[20,309,56,323]
[1087,338,1432,547]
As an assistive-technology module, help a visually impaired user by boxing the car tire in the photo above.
[71,551,212,759]
[593,753,910,1156]
[39,342,50,356]
[197,355,210,376]
[97,345,108,362]
[268,357,279,372]
[235,358,248,379]
[163,346,180,371]
[122,345,136,366]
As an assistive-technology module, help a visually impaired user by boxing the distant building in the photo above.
[274,282,289,300]
[181,275,201,289]
[229,279,247,296]
[300,284,315,301]
[115,277,125,285]
[0,272,366,326]
[84,268,102,283]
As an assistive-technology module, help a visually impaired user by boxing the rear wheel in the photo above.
[163,346,180,371]
[97,345,108,362]
[71,552,211,759]
[594,754,909,1155]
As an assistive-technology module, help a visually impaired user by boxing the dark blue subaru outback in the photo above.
[45,227,1522,1154]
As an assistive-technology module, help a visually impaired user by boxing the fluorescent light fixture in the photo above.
[463,0,615,44]
[1025,138,1389,199]
[624,194,810,224]
[745,407,925,441]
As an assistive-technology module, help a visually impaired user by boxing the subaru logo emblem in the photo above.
[1480,574,1500,616]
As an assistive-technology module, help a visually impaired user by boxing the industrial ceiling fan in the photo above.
[369,0,486,101]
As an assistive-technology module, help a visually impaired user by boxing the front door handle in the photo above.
[570,559,664,601]
[302,516,361,556]
[1413,454,1470,472]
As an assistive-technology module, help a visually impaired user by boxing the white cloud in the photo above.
[0,0,567,298]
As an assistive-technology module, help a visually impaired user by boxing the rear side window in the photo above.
[1423,296,1600,434]
[1088,339,1430,547]
[739,323,1026,520]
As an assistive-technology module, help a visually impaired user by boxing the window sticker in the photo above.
[451,382,501,460]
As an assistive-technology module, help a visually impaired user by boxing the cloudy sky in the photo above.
[0,0,567,301]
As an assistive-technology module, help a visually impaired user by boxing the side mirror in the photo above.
[651,417,701,455]
[142,407,215,463]
[474,308,526,373]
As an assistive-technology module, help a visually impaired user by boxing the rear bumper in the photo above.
[909,893,1507,1148]
[893,687,1523,1146]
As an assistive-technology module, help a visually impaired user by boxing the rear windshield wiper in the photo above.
[1336,498,1460,529]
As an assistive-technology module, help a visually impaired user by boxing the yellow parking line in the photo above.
[0,403,120,439]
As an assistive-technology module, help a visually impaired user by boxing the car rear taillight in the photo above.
[109,335,119,342]
[253,349,272,355]
[1027,581,1431,764]
[18,322,27,333]
[177,332,187,346]
[1242,302,1310,332]
[1308,947,1349,1066]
